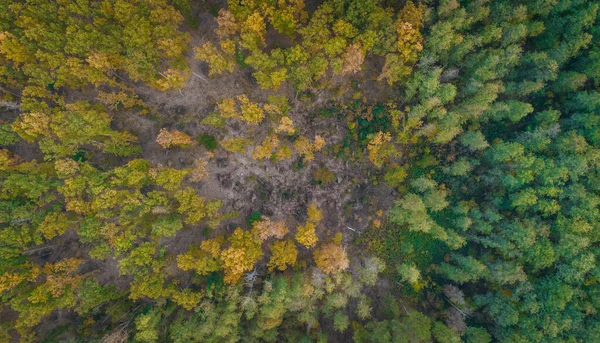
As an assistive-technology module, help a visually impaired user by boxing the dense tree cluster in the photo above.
[1,0,599,342]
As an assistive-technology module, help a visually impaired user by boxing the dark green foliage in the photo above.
[346,102,390,145]
[1,0,600,342]
[197,134,218,151]
[247,210,262,226]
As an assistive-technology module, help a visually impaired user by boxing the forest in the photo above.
[0,0,599,342]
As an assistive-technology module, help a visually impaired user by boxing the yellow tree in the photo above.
[313,242,349,274]
[293,135,319,162]
[340,44,365,75]
[237,94,265,124]
[267,239,298,271]
[215,9,239,37]
[307,203,323,223]
[221,228,262,284]
[189,158,209,182]
[217,98,240,118]
[276,116,296,135]
[220,137,252,153]
[240,12,266,51]
[177,237,224,275]
[254,216,289,240]
[194,41,236,76]
[295,202,322,248]
[295,222,318,248]
[252,135,279,160]
[156,128,192,149]
[153,69,188,91]
[314,135,326,151]
[367,131,395,167]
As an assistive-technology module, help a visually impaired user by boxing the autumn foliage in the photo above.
[313,242,349,274]
[156,129,193,149]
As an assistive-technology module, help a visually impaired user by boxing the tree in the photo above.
[307,203,323,223]
[267,239,298,271]
[215,9,239,37]
[240,13,266,51]
[220,137,252,153]
[194,42,236,76]
[333,311,349,332]
[189,158,209,182]
[221,228,262,284]
[254,216,289,241]
[296,222,318,248]
[465,327,492,343]
[175,187,221,225]
[340,44,365,75]
[397,263,421,284]
[276,116,295,135]
[367,131,395,167]
[156,129,192,149]
[252,135,279,160]
[313,242,349,274]
[237,95,265,124]
[0,0,190,89]
[177,237,224,275]
[217,98,240,119]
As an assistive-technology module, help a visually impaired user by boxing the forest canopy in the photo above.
[1,0,599,342]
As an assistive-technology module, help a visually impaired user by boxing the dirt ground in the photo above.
[105,13,404,284]
[0,6,403,307]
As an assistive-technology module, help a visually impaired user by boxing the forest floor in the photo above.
[0,5,406,319]
[112,13,401,288]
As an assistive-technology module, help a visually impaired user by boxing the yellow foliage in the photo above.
[220,39,236,55]
[171,289,203,310]
[217,98,239,118]
[215,9,239,37]
[276,116,295,134]
[12,112,51,141]
[340,44,365,75]
[86,51,115,71]
[263,103,282,116]
[275,145,293,161]
[237,94,265,124]
[314,135,325,151]
[267,239,298,271]
[154,69,187,91]
[395,1,425,65]
[307,203,323,223]
[333,20,359,39]
[156,128,192,149]
[39,212,70,240]
[0,31,33,64]
[252,135,279,160]
[313,242,349,274]
[367,131,395,167]
[240,12,266,51]
[97,90,147,111]
[177,237,224,275]
[189,158,209,182]
[221,228,262,284]
[54,159,80,179]
[43,258,85,297]
[220,137,252,153]
[254,216,289,240]
[295,222,318,248]
[0,149,13,170]
[194,42,236,76]
[294,136,315,161]
[0,263,40,294]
